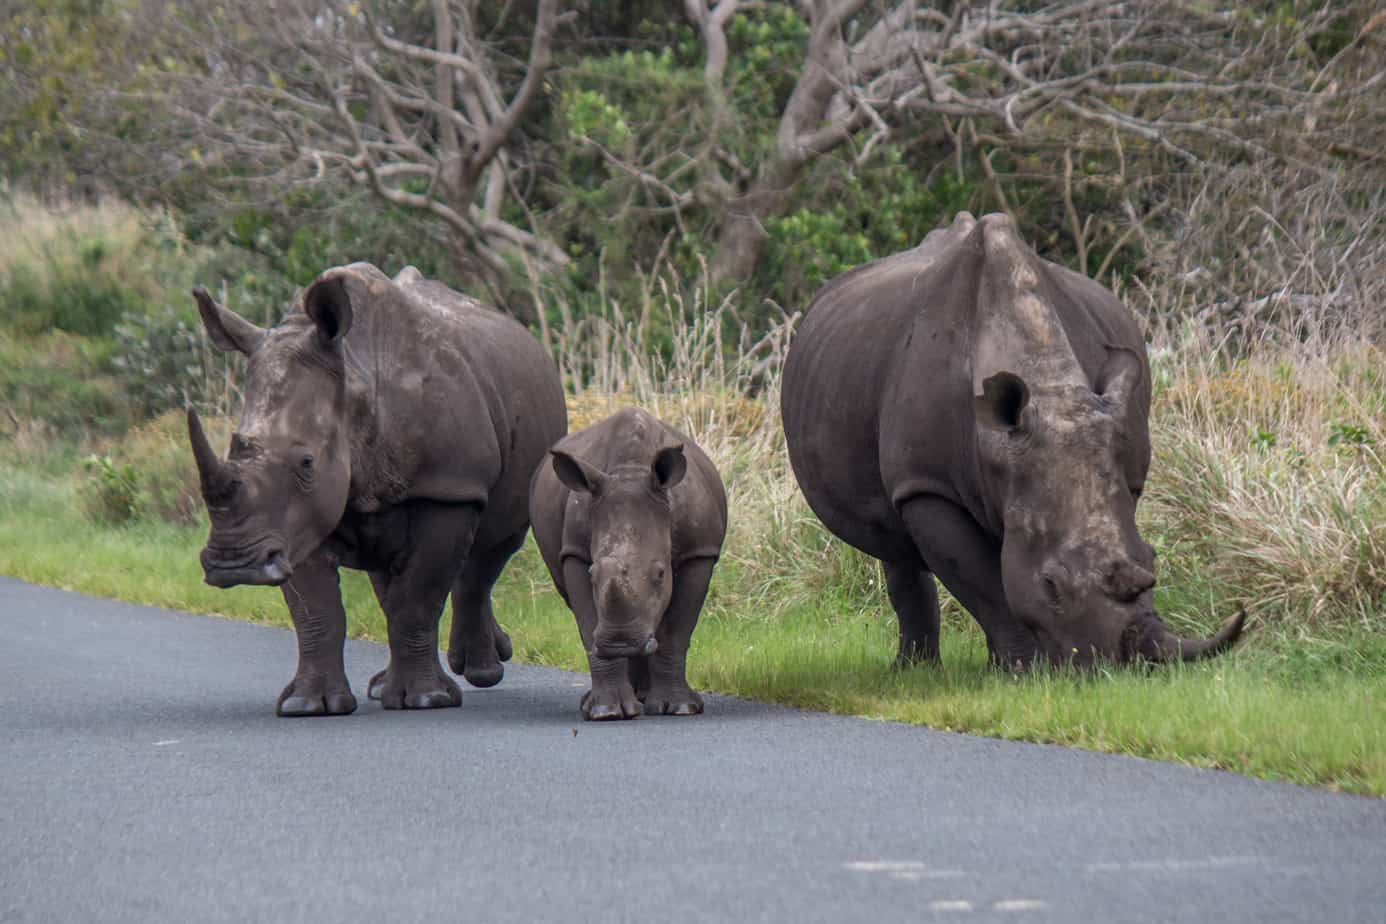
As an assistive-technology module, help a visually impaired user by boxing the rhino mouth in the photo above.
[201,543,292,588]
[593,635,659,659]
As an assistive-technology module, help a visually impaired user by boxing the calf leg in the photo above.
[276,548,356,717]
[897,495,1042,670]
[366,503,479,709]
[563,557,641,721]
[447,530,524,688]
[641,557,714,716]
[882,558,941,667]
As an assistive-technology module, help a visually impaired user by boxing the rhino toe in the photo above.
[580,687,642,721]
[369,664,462,710]
[463,663,504,688]
[642,688,704,717]
[276,679,357,717]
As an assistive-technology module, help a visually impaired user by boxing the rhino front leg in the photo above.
[366,503,478,709]
[897,495,1042,671]
[447,530,524,689]
[277,549,357,717]
[641,557,713,716]
[882,558,941,667]
[564,557,641,720]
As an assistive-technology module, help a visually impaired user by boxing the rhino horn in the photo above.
[187,408,233,496]
[1143,609,1247,663]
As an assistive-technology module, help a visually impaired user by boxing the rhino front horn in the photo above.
[1146,609,1247,663]
[187,408,233,497]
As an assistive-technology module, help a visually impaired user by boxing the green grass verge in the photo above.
[2,465,1383,796]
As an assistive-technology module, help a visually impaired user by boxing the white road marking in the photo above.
[928,900,973,912]
[1086,856,1261,873]
[845,861,926,873]
[845,861,966,879]
[152,739,181,747]
[993,899,1046,911]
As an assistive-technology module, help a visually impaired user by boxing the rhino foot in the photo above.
[446,648,506,688]
[367,665,462,710]
[640,687,704,717]
[892,642,940,670]
[276,676,357,717]
[581,686,643,721]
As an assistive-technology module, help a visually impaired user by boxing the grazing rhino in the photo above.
[186,263,566,715]
[782,212,1244,670]
[530,408,727,720]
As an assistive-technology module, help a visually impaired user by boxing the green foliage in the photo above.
[110,307,214,419]
[79,453,140,525]
[0,234,144,336]
[0,329,129,436]
[1328,421,1375,447]
[760,151,978,307]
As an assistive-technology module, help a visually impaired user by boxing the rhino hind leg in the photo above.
[896,495,1043,671]
[447,529,525,688]
[882,558,941,668]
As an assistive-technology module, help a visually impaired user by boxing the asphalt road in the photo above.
[1,577,1383,923]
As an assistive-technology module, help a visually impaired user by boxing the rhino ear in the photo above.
[652,443,687,491]
[551,449,607,495]
[975,371,1030,431]
[192,287,264,355]
[1096,347,1145,417]
[303,271,355,346]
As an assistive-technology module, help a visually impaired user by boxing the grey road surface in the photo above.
[1,577,1383,923]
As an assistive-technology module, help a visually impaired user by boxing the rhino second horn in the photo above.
[1147,609,1247,663]
[187,408,233,496]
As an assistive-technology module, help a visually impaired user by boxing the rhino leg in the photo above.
[447,530,524,688]
[564,557,642,720]
[882,558,941,667]
[277,550,357,717]
[366,503,477,709]
[897,495,1042,671]
[640,557,712,717]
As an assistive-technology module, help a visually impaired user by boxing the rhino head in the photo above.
[549,443,688,658]
[186,273,356,588]
[975,352,1244,668]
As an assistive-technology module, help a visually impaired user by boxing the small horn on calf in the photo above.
[1141,609,1247,663]
[186,408,232,497]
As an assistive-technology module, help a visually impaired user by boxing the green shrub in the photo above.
[79,454,141,525]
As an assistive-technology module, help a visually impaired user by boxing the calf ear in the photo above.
[192,287,265,355]
[303,270,355,345]
[1096,347,1145,417]
[975,371,1030,431]
[551,449,607,495]
[652,443,687,491]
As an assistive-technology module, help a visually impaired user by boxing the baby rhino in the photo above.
[531,408,727,720]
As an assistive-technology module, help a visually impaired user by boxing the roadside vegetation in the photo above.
[2,197,1384,795]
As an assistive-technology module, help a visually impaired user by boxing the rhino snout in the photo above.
[201,545,293,588]
[592,634,659,660]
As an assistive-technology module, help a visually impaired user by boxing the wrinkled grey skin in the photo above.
[187,263,566,715]
[782,212,1244,670]
[530,408,727,720]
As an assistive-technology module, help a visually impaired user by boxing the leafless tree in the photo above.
[676,0,1386,285]
[163,0,571,296]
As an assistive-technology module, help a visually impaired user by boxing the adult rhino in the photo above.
[782,212,1244,670]
[186,263,566,714]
